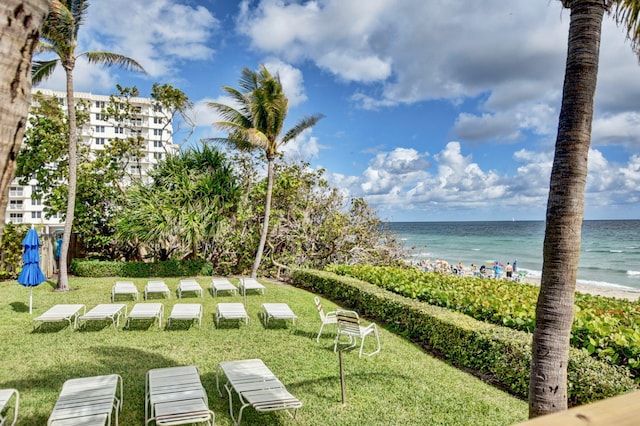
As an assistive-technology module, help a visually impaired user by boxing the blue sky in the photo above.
[34,0,640,221]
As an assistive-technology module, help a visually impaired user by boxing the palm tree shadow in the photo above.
[10,302,28,313]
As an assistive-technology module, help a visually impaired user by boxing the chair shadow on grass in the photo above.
[0,346,180,425]
[124,319,160,331]
[31,321,74,334]
[211,315,246,330]
[164,319,199,331]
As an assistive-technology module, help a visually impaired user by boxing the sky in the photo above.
[34,0,640,222]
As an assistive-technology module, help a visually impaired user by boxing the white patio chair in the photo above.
[145,366,213,425]
[215,303,249,327]
[239,278,265,296]
[0,388,19,426]
[333,310,381,357]
[260,303,298,329]
[314,297,338,342]
[177,280,204,298]
[111,281,139,302]
[211,278,238,297]
[47,374,122,426]
[166,304,203,329]
[145,280,171,300]
[78,304,128,329]
[33,304,86,331]
[124,303,164,329]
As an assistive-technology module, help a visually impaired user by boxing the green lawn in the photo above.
[0,277,527,425]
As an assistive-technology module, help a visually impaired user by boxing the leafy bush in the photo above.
[0,223,30,280]
[70,258,213,277]
[328,264,640,378]
[291,268,636,406]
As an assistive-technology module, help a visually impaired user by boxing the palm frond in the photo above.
[69,0,90,37]
[42,0,76,46]
[281,114,325,144]
[82,52,147,74]
[32,60,60,85]
[615,0,640,58]
[35,40,57,54]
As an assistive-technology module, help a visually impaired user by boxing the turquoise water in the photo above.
[387,220,640,291]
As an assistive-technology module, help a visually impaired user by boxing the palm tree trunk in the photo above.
[57,63,77,291]
[529,0,603,417]
[251,157,274,278]
[0,0,49,240]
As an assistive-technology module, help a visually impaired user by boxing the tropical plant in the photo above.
[208,65,324,278]
[530,0,640,417]
[0,0,49,241]
[31,0,146,291]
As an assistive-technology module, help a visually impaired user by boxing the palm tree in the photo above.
[32,0,146,291]
[0,0,50,240]
[529,0,640,417]
[208,65,324,277]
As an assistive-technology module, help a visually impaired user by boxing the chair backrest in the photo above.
[314,297,328,322]
[336,310,361,335]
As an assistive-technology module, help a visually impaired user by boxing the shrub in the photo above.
[291,269,636,406]
[70,258,213,277]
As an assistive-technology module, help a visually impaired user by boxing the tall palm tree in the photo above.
[32,0,146,291]
[0,0,50,240]
[208,65,324,277]
[529,0,640,417]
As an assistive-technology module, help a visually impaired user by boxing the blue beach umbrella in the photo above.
[17,228,46,314]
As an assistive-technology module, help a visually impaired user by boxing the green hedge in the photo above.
[291,269,636,406]
[70,259,213,277]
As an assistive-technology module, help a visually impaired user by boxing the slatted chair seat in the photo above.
[211,278,238,297]
[145,366,213,426]
[78,304,127,329]
[177,280,204,298]
[333,310,381,357]
[124,303,164,329]
[239,278,265,296]
[216,359,302,425]
[0,388,19,426]
[33,304,86,331]
[111,281,139,301]
[145,281,171,300]
[215,303,249,327]
[166,304,202,328]
[260,303,298,329]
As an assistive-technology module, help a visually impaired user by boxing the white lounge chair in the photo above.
[333,310,381,357]
[314,297,337,342]
[211,278,238,297]
[259,303,298,329]
[145,281,171,300]
[177,280,204,298]
[33,304,86,331]
[111,281,139,302]
[239,278,265,296]
[124,303,164,329]
[166,304,202,329]
[215,303,249,327]
[216,358,302,425]
[145,366,213,425]
[0,388,19,426]
[47,374,122,426]
[78,304,128,329]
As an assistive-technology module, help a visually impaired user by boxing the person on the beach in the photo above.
[505,262,513,280]
[457,261,464,276]
[493,262,502,279]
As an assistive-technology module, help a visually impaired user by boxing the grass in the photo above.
[0,277,528,425]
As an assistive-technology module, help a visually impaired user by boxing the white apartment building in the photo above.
[5,89,177,230]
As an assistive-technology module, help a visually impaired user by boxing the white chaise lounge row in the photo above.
[112,277,267,301]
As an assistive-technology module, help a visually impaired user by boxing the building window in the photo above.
[31,184,41,193]
[9,186,23,197]
[95,125,105,133]
[153,129,162,136]
[94,138,106,145]
[133,106,142,113]
[154,117,163,124]
[31,211,42,219]
[9,200,23,210]
[32,198,42,206]
[153,152,163,160]
[132,118,142,126]
[153,104,162,113]
[95,101,105,108]
[95,113,105,121]
[115,127,124,134]
[130,165,141,174]
[9,213,23,223]
[153,140,163,148]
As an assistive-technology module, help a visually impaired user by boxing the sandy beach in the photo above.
[522,276,640,302]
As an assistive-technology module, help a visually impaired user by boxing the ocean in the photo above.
[387,220,640,292]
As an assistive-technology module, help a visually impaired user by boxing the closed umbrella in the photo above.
[17,228,46,314]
